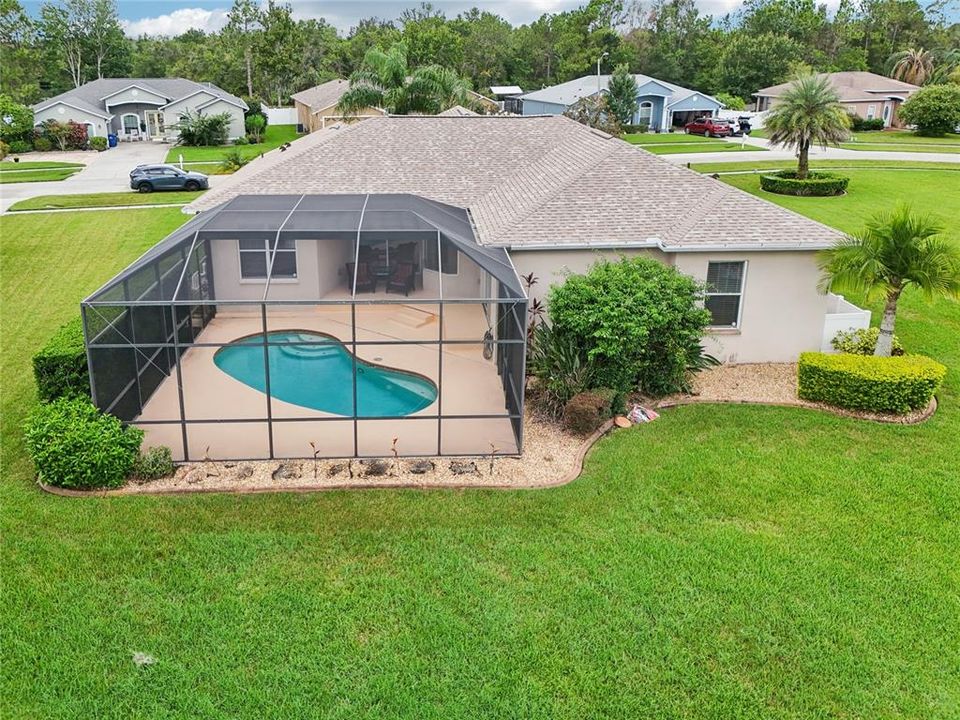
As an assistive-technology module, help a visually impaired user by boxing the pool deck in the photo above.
[136,302,519,460]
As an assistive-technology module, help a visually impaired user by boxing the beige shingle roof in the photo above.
[188,115,842,251]
[290,79,351,112]
[756,71,919,99]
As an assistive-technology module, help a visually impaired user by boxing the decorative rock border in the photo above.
[38,420,616,498]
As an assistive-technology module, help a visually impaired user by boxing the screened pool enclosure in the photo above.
[82,194,528,461]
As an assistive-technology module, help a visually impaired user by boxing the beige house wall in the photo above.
[673,250,829,363]
[295,99,384,133]
[33,103,109,138]
[759,95,907,128]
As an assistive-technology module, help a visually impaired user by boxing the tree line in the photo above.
[2,0,958,107]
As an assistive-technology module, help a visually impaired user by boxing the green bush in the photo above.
[548,257,711,396]
[831,327,904,356]
[797,352,945,413]
[715,92,746,111]
[622,123,650,134]
[233,135,249,145]
[32,136,51,152]
[0,140,8,160]
[220,148,250,172]
[131,446,175,480]
[562,391,610,434]
[32,317,89,402]
[245,113,266,143]
[527,323,594,418]
[760,170,849,196]
[23,398,143,489]
[8,139,31,153]
[847,114,885,132]
[175,109,232,146]
[898,84,960,137]
[89,136,108,151]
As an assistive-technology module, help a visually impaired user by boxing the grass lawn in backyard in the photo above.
[691,159,960,173]
[165,124,298,163]
[8,190,204,212]
[0,167,81,183]
[1,200,958,716]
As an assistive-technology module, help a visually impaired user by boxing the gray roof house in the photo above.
[86,113,868,463]
[519,74,724,131]
[32,78,248,141]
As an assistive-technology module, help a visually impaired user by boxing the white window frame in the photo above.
[705,260,747,329]
[638,101,653,125]
[866,104,876,120]
[237,238,299,283]
[121,113,140,134]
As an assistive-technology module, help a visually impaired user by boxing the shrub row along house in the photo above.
[83,115,867,463]
[31,78,248,142]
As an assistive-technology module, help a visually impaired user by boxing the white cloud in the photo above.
[121,8,230,38]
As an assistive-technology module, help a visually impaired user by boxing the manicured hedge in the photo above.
[797,352,945,414]
[23,397,143,489]
[32,317,89,402]
[760,171,849,197]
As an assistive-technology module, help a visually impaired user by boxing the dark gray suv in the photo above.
[129,164,209,193]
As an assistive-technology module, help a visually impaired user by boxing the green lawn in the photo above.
[8,190,204,212]
[623,132,765,155]
[751,128,960,153]
[1,199,959,716]
[0,168,81,183]
[691,159,960,173]
[716,167,960,233]
[0,161,84,172]
[165,124,298,162]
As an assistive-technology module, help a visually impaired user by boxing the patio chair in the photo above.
[386,262,416,296]
[346,262,377,293]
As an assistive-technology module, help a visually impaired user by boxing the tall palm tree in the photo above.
[337,42,470,116]
[889,47,935,85]
[764,74,850,180]
[818,205,960,356]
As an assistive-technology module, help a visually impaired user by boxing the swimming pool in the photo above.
[213,331,437,416]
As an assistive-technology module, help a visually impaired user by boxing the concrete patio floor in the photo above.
[136,302,518,460]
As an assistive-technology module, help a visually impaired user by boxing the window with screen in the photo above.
[424,236,459,274]
[705,261,745,327]
[238,238,297,280]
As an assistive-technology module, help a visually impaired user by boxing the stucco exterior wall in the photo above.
[103,86,166,108]
[211,238,323,302]
[33,103,109,137]
[673,250,829,363]
[196,99,246,139]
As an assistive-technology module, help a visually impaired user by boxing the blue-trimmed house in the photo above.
[518,74,723,131]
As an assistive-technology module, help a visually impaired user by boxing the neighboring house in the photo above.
[466,90,500,114]
[518,75,723,131]
[291,79,385,133]
[88,114,867,462]
[489,85,524,114]
[755,71,920,128]
[32,78,248,142]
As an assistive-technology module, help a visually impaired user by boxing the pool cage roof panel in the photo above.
[85,194,525,305]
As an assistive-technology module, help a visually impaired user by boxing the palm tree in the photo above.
[764,74,850,180]
[337,42,470,116]
[889,47,935,85]
[818,205,960,356]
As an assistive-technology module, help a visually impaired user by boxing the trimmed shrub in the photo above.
[32,136,51,152]
[89,136,108,152]
[760,170,849,197]
[233,135,250,145]
[563,391,609,434]
[548,257,712,396]
[847,114,885,132]
[622,123,650,134]
[0,140,8,160]
[8,138,31,153]
[23,398,143,489]
[831,327,904,356]
[32,317,89,402]
[797,352,945,413]
[898,84,960,137]
[131,446,175,480]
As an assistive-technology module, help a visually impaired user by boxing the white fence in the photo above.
[821,293,871,352]
[263,105,298,126]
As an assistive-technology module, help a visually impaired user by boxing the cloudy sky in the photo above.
[21,0,762,36]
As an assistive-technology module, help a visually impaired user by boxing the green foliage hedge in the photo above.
[32,317,89,402]
[131,446,175,481]
[760,171,849,196]
[89,136,108,151]
[831,327,904,356]
[797,352,945,413]
[23,398,143,489]
[548,257,711,396]
[898,84,960,137]
[847,114,885,132]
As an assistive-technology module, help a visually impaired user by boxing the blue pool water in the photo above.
[213,331,437,416]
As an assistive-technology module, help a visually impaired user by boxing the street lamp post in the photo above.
[597,51,609,96]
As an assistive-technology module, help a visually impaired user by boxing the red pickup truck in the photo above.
[684,117,733,138]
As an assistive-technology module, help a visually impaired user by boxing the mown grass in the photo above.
[751,128,960,153]
[1,199,959,717]
[623,132,764,155]
[716,167,960,233]
[165,124,298,162]
[9,191,204,212]
[0,161,84,172]
[0,168,81,183]
[691,159,960,173]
